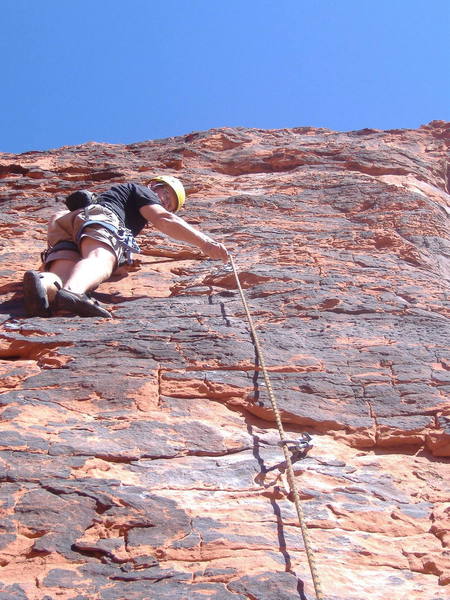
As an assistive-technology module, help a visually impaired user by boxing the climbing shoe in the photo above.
[23,270,50,317]
[54,289,112,318]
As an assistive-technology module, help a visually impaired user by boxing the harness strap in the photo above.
[41,240,78,262]
[77,217,141,264]
[78,217,140,252]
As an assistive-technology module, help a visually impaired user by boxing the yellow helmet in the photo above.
[149,175,186,211]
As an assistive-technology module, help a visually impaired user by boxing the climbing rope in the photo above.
[229,255,324,600]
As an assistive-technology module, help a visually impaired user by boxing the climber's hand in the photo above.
[201,239,230,263]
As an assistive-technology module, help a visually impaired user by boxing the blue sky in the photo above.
[1,0,449,154]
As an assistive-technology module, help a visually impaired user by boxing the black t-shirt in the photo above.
[97,183,161,235]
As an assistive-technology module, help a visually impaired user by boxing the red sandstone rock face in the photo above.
[0,122,449,599]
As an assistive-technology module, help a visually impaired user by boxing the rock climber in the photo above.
[23,176,229,318]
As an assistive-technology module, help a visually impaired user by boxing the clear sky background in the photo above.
[1,0,449,154]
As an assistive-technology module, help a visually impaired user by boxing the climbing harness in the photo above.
[78,207,141,264]
[229,255,324,600]
[77,219,140,263]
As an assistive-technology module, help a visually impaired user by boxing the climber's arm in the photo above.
[140,204,229,262]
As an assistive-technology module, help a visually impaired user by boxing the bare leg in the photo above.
[47,258,79,286]
[63,237,116,295]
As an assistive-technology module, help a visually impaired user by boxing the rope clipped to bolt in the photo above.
[229,254,324,600]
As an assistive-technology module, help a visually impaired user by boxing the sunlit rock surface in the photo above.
[0,121,449,599]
